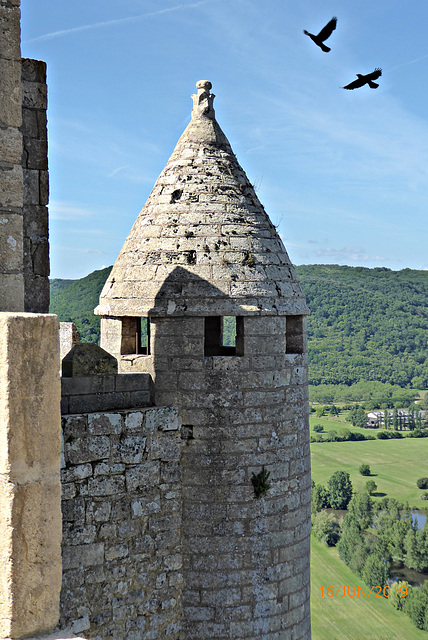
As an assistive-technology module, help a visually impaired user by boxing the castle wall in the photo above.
[61,372,152,415]
[0,2,49,313]
[60,406,185,639]
[0,0,25,310]
[116,315,311,639]
[0,312,62,639]
[21,57,50,312]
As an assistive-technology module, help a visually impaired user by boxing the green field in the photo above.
[310,413,374,438]
[311,437,428,507]
[311,537,427,640]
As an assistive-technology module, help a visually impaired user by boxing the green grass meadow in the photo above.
[311,437,428,507]
[310,412,374,438]
[310,434,428,637]
[311,537,428,640]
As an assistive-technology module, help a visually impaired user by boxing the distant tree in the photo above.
[348,491,373,530]
[365,480,377,496]
[362,551,390,589]
[312,510,340,546]
[393,407,399,431]
[350,406,367,429]
[311,482,330,514]
[384,409,390,429]
[359,463,371,476]
[404,528,428,573]
[403,582,428,630]
[328,471,353,509]
[313,424,323,433]
[417,478,428,490]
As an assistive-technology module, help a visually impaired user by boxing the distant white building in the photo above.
[366,409,428,428]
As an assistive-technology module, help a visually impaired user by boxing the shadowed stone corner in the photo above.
[61,343,118,377]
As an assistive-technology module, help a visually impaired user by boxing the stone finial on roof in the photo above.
[191,80,215,120]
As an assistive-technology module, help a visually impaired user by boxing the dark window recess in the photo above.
[121,317,151,355]
[286,315,304,354]
[181,425,194,441]
[204,316,244,356]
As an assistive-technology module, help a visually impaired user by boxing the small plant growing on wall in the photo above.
[251,466,271,499]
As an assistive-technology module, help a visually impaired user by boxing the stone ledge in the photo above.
[17,633,86,640]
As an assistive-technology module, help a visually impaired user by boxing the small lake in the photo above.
[412,509,428,529]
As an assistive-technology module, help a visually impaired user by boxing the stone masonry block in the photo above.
[0,3,21,60]
[62,543,105,571]
[88,412,122,435]
[0,313,61,476]
[0,163,23,207]
[146,406,179,432]
[112,435,147,464]
[114,372,151,391]
[23,135,48,169]
[0,212,23,270]
[22,167,39,204]
[0,313,61,638]
[62,375,115,396]
[66,435,110,465]
[0,58,21,127]
[62,344,118,377]
[39,169,49,204]
[23,203,48,238]
[0,125,21,163]
[128,389,151,407]
[21,79,47,110]
[21,106,38,137]
[21,58,46,83]
[23,273,50,313]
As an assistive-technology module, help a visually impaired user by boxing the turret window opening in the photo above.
[121,317,151,355]
[286,315,303,354]
[204,316,244,356]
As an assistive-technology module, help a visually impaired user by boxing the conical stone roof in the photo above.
[95,80,309,317]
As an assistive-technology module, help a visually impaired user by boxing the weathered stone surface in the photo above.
[0,313,62,638]
[59,322,81,362]
[0,124,22,163]
[0,2,21,61]
[21,57,50,313]
[60,407,184,638]
[0,211,23,269]
[0,58,21,127]
[0,272,24,311]
[95,81,308,320]
[0,163,23,207]
[62,343,118,377]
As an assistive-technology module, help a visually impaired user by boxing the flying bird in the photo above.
[343,68,382,90]
[303,17,337,52]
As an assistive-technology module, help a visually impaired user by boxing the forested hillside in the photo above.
[50,264,428,388]
[295,265,428,388]
[50,267,111,343]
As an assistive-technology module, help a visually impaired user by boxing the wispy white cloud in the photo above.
[49,201,95,220]
[312,246,385,263]
[388,53,428,73]
[108,165,130,178]
[28,1,210,42]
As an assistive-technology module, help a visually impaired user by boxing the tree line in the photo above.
[312,471,428,632]
[296,265,428,389]
[50,264,428,391]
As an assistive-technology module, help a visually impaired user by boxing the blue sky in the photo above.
[21,0,428,279]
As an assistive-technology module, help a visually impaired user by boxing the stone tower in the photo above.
[96,80,311,639]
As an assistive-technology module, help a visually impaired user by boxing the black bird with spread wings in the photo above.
[304,17,337,52]
[343,68,382,90]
